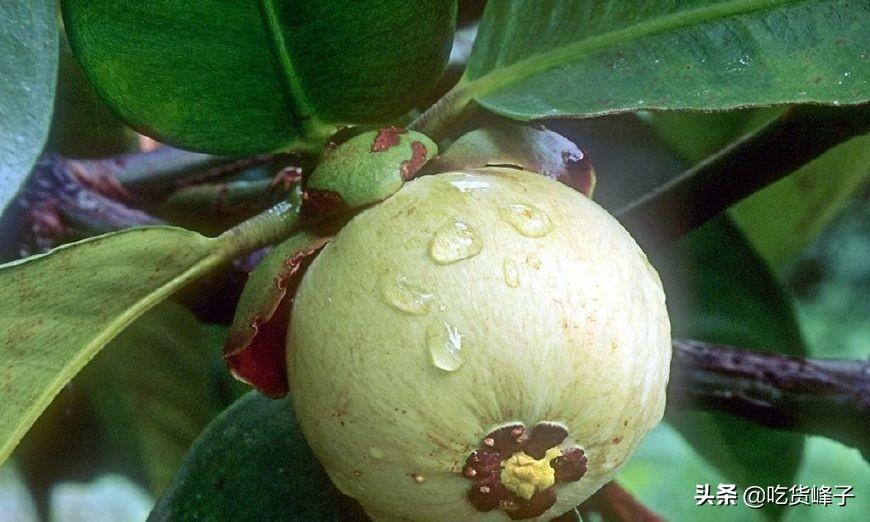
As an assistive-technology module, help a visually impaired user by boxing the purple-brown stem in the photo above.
[669,338,870,457]
[575,482,664,522]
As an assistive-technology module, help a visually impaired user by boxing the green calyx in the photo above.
[304,126,437,210]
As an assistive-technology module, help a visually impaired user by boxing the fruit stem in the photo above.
[216,185,303,257]
[408,82,477,143]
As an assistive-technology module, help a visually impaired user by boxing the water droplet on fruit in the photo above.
[427,322,464,372]
[429,219,482,264]
[501,204,553,237]
[370,447,385,459]
[526,254,542,270]
[382,275,434,315]
[503,258,520,288]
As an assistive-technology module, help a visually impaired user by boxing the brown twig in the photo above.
[576,481,664,521]
[15,155,165,256]
[668,338,870,457]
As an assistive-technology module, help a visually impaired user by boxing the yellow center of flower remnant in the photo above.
[499,447,562,500]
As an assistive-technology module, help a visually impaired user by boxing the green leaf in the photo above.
[80,302,227,495]
[0,226,225,466]
[460,0,868,120]
[789,197,870,360]
[150,391,341,521]
[45,30,135,158]
[62,0,457,155]
[0,0,58,212]
[730,135,870,267]
[620,424,870,521]
[648,107,784,164]
[659,217,807,515]
[619,423,765,521]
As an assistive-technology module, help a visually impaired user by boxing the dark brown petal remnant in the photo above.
[300,188,350,218]
[467,476,512,512]
[510,489,557,520]
[524,422,568,459]
[462,422,586,520]
[552,447,588,483]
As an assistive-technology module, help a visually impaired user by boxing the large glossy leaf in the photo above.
[0,227,225,466]
[80,302,227,495]
[62,0,456,155]
[659,217,807,514]
[150,391,341,521]
[46,30,135,158]
[459,0,868,120]
[0,0,58,213]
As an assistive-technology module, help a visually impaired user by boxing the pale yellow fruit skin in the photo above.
[288,168,670,521]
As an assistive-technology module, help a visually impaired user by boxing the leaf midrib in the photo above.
[464,0,802,97]
[257,0,321,135]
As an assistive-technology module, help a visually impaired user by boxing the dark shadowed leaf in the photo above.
[62,0,457,155]
[459,0,868,120]
[648,109,870,267]
[150,391,341,521]
[659,217,807,516]
[729,135,870,268]
[80,302,227,495]
[649,108,783,164]
[0,227,224,466]
[0,0,58,213]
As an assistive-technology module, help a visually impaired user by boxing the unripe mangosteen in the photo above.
[288,168,670,521]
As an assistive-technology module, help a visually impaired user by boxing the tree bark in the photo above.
[669,338,870,457]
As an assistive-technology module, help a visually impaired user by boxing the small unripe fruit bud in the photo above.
[288,168,670,520]
[303,126,437,215]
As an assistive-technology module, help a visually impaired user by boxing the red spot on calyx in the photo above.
[225,299,291,398]
[300,188,350,217]
[463,422,587,520]
[399,141,429,180]
[224,238,330,398]
[371,125,407,152]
